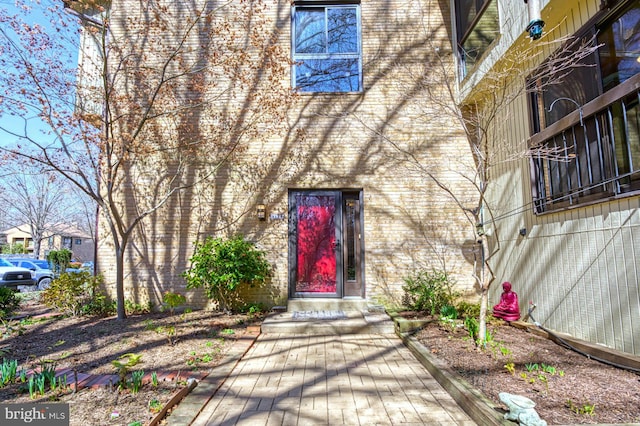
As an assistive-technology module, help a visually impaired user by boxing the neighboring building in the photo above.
[0,224,95,262]
[455,0,640,355]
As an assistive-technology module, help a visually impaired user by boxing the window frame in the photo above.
[291,3,363,93]
[454,0,501,78]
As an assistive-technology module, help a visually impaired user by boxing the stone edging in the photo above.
[397,331,514,426]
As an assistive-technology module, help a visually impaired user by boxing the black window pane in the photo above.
[328,8,357,54]
[460,0,499,75]
[598,0,640,91]
[295,59,360,92]
[455,0,478,41]
[295,8,326,54]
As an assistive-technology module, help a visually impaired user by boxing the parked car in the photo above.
[0,258,36,289]
[6,258,55,290]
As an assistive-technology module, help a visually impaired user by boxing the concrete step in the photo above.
[286,299,370,312]
[261,309,395,335]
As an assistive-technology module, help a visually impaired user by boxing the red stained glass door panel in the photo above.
[295,194,338,294]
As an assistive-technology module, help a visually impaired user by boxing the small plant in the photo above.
[566,400,596,416]
[221,328,235,335]
[541,363,556,375]
[155,325,177,345]
[504,362,516,375]
[148,398,162,413]
[525,362,539,372]
[464,316,479,341]
[186,351,215,366]
[439,304,458,320]
[143,319,156,331]
[538,373,549,393]
[36,374,46,396]
[162,291,186,315]
[28,375,37,399]
[39,362,57,392]
[57,374,68,391]
[499,345,512,357]
[240,303,266,318]
[151,371,158,387]
[0,358,18,386]
[179,307,194,322]
[130,370,144,394]
[183,235,272,312]
[484,330,494,344]
[112,353,143,387]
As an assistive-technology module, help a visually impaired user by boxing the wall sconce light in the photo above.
[256,204,266,221]
[519,228,527,236]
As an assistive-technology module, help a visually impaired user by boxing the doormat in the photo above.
[292,310,347,320]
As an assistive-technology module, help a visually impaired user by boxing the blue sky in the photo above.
[0,0,79,147]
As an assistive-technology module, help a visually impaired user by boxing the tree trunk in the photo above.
[115,247,126,320]
[478,285,488,348]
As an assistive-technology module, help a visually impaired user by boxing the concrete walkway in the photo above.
[179,333,476,426]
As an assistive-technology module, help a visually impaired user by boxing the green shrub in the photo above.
[124,300,152,316]
[41,272,108,316]
[0,287,20,319]
[183,235,271,313]
[161,291,186,315]
[46,249,72,274]
[456,301,481,319]
[402,269,459,315]
[440,304,458,319]
[82,291,116,317]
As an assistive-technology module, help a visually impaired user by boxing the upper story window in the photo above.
[291,4,362,93]
[455,0,500,78]
[528,0,640,213]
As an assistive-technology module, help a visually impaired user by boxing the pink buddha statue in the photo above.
[492,282,520,321]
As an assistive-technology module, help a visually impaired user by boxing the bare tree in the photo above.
[0,0,295,319]
[0,167,70,258]
[353,19,599,346]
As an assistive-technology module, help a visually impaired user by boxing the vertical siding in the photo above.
[479,0,640,355]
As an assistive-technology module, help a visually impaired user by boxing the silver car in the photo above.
[7,258,54,290]
[0,258,36,288]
